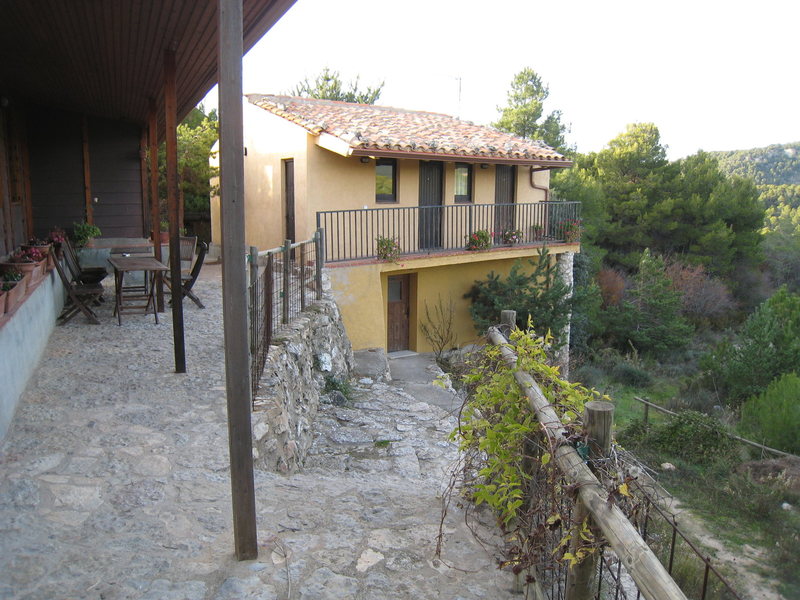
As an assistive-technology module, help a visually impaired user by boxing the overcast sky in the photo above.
[206,0,800,159]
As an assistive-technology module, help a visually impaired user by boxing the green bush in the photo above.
[611,362,652,387]
[570,364,605,389]
[651,411,735,464]
[704,286,800,406]
[620,411,735,465]
[738,372,800,454]
[464,249,572,346]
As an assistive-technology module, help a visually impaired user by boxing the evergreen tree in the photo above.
[704,287,800,406]
[601,250,692,357]
[464,250,573,346]
[493,68,570,154]
[291,67,383,104]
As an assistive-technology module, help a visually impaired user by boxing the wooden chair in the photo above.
[165,240,206,308]
[61,238,108,285]
[53,256,104,324]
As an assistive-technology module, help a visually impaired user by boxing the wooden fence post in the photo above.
[566,401,614,600]
[500,309,517,339]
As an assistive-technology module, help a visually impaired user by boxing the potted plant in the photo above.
[2,269,27,314]
[72,221,102,247]
[3,248,46,283]
[466,229,492,251]
[376,235,401,262]
[160,220,170,243]
[22,237,54,268]
[531,224,544,241]
[559,219,582,243]
[48,227,68,258]
[501,229,523,245]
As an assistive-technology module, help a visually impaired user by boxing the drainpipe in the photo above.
[530,166,550,201]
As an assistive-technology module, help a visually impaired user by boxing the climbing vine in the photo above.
[439,323,612,586]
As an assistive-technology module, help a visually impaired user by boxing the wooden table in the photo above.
[107,256,168,325]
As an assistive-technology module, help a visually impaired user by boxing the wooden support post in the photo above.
[219,0,258,561]
[164,49,186,373]
[315,228,323,300]
[81,116,93,225]
[148,101,164,312]
[643,400,650,425]
[282,239,290,324]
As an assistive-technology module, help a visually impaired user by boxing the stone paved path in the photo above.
[0,267,516,599]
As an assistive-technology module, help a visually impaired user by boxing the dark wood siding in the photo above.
[88,117,144,237]
[26,106,85,238]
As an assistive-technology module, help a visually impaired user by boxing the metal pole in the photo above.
[218,0,257,561]
[282,239,290,324]
[315,228,323,301]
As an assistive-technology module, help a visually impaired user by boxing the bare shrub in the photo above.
[597,268,627,308]
[420,295,457,361]
[665,260,736,326]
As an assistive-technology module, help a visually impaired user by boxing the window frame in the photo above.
[375,158,398,203]
[453,162,473,204]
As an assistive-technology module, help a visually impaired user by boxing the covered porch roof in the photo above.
[0,0,294,129]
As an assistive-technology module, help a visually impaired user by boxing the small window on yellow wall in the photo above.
[376,158,397,203]
[454,162,472,203]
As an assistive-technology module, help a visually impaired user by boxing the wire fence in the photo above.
[248,230,323,402]
[476,326,745,600]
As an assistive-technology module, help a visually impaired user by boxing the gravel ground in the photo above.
[0,265,515,599]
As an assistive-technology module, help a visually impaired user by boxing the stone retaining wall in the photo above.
[251,278,354,473]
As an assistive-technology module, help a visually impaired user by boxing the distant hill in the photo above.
[711,142,800,211]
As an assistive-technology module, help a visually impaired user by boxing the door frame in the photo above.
[387,273,412,352]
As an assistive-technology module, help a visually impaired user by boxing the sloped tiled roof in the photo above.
[247,94,571,166]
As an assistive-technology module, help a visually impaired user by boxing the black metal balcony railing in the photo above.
[316,201,581,263]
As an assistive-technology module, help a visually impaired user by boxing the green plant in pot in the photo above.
[72,221,102,247]
[2,268,26,312]
[376,235,401,262]
[466,229,492,251]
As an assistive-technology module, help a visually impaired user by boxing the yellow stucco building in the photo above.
[212,95,580,352]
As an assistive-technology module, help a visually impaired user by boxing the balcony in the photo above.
[316,201,581,263]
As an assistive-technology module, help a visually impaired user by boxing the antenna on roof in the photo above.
[456,76,462,118]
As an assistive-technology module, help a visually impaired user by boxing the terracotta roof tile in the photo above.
[246,94,570,165]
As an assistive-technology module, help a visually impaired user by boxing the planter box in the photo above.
[1,261,41,282]
[3,278,27,313]
[22,244,54,269]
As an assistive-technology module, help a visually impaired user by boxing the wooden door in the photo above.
[418,161,443,249]
[387,274,410,352]
[284,158,295,243]
[494,165,516,243]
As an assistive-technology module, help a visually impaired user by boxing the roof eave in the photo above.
[349,148,573,168]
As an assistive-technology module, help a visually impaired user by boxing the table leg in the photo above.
[148,270,159,324]
[115,270,123,326]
